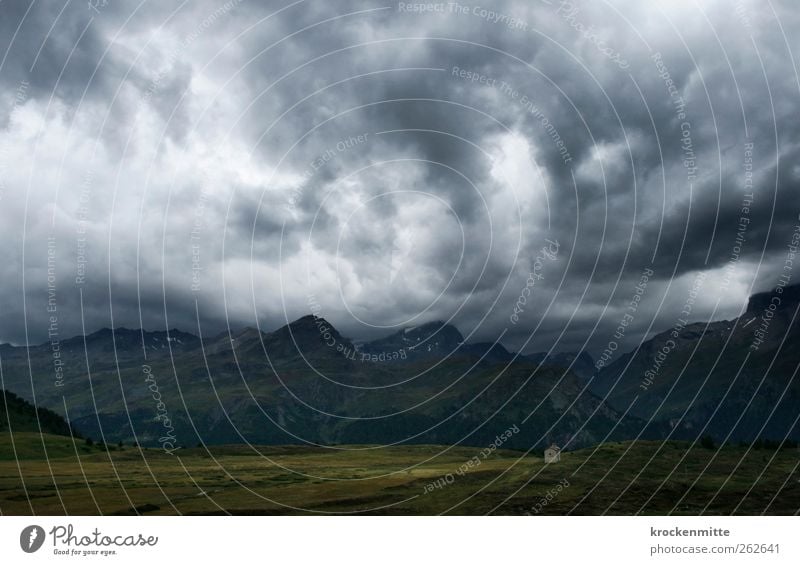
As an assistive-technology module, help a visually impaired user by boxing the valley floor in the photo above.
[0,433,798,515]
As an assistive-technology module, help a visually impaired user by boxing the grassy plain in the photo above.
[1,433,798,515]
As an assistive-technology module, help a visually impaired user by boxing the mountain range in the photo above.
[591,284,800,443]
[1,284,798,449]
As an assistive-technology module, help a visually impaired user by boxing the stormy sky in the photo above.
[0,0,798,356]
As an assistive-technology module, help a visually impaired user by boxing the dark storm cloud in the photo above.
[0,2,150,116]
[0,0,798,358]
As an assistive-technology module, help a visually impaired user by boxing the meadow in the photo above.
[1,433,798,515]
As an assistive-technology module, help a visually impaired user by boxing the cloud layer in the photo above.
[0,0,798,357]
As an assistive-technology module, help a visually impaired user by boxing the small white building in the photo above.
[544,443,561,463]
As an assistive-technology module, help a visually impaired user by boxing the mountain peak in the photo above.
[361,320,464,359]
[747,283,800,314]
[406,321,464,345]
[289,314,331,329]
[259,315,355,362]
[274,315,340,337]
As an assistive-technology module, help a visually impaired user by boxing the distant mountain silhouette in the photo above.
[591,283,800,442]
[1,284,797,448]
[359,321,464,360]
[0,317,645,449]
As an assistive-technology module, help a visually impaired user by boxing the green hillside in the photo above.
[0,390,75,437]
